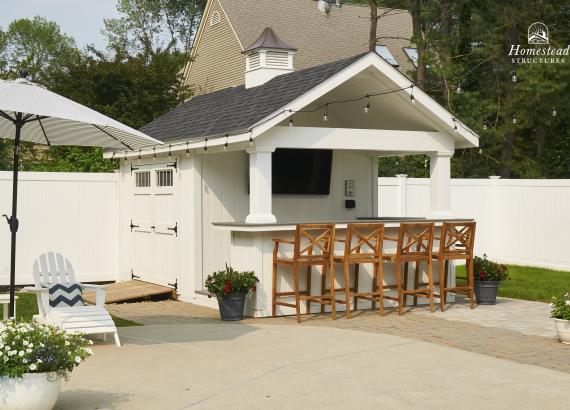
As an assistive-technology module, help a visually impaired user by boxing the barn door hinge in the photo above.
[167,222,178,236]
[168,279,178,291]
[131,269,141,280]
[130,220,139,232]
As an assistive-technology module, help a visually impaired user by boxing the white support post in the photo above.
[428,152,453,218]
[245,148,277,224]
[395,174,408,217]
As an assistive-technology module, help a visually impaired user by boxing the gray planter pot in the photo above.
[217,293,246,321]
[474,280,501,305]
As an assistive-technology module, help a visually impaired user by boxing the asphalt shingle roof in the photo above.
[141,53,366,143]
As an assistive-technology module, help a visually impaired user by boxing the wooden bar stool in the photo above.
[427,221,477,311]
[332,223,384,319]
[272,224,336,323]
[381,222,435,315]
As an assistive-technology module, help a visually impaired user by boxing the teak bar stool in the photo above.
[332,223,384,318]
[381,222,435,315]
[427,221,477,311]
[272,224,336,323]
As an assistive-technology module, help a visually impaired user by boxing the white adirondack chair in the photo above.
[23,253,121,347]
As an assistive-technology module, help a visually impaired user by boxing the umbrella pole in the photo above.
[8,114,22,319]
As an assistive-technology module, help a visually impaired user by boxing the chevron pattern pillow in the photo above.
[45,283,84,308]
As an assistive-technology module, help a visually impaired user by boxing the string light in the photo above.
[138,149,141,161]
[482,123,488,130]
[410,85,415,104]
[249,134,254,145]
[552,107,557,117]
[511,70,517,83]
[452,118,458,132]
[224,134,229,151]
[512,115,517,125]
[186,142,190,157]
[289,112,294,127]
[479,148,483,154]
[153,147,156,160]
[111,152,116,160]
[168,144,172,158]
[364,95,370,113]
[323,105,328,122]
[204,138,208,152]
[456,84,462,94]
[124,151,128,162]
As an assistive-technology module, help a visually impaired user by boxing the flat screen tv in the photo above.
[272,149,333,195]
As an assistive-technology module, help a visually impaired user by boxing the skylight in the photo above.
[403,47,418,67]
[375,45,398,66]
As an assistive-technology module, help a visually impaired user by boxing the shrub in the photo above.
[550,293,570,320]
[473,254,510,282]
[205,265,258,298]
[0,321,92,380]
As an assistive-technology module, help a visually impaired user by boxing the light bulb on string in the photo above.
[323,105,328,122]
[483,123,488,130]
[452,118,458,132]
[410,86,415,104]
[124,151,128,162]
[512,115,517,125]
[511,70,517,83]
[224,134,229,151]
[456,84,462,94]
[204,138,208,152]
[168,145,172,158]
[479,148,483,154]
[364,95,370,113]
[138,149,141,162]
[289,115,294,127]
[153,147,156,161]
[552,107,557,117]
[111,152,116,160]
[249,133,254,145]
[186,142,190,157]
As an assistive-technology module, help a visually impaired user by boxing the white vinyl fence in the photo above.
[0,172,119,285]
[379,176,570,271]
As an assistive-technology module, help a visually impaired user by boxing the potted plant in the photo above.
[473,254,510,305]
[0,321,93,410]
[205,265,259,321]
[550,293,570,344]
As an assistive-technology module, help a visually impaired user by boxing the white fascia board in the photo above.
[256,126,455,154]
[250,52,479,148]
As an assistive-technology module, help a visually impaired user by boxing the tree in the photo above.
[104,0,206,55]
[0,16,80,83]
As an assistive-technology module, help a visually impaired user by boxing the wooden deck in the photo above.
[83,280,176,304]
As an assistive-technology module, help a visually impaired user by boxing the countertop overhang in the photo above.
[212,217,475,232]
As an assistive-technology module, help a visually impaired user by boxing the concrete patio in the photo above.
[53,297,570,409]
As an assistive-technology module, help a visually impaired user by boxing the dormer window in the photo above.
[375,45,398,67]
[210,11,221,26]
[403,47,418,67]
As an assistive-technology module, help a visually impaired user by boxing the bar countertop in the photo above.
[212,217,475,232]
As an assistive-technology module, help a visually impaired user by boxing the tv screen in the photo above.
[272,149,333,195]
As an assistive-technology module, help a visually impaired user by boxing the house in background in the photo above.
[183,0,416,96]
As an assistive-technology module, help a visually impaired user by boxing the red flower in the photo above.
[252,285,257,293]
[479,271,486,281]
[223,281,232,295]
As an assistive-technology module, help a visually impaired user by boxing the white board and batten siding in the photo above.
[0,172,119,285]
[379,177,570,271]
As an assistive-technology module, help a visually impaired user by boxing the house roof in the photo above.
[218,0,414,74]
[243,27,296,53]
[141,53,365,143]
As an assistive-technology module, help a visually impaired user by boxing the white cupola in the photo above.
[243,27,296,89]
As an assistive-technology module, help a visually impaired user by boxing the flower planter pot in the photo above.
[217,293,246,321]
[474,280,501,305]
[554,318,570,345]
[0,372,61,410]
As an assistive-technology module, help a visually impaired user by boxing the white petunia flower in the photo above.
[22,340,29,346]
[85,348,93,355]
[29,363,37,371]
[18,351,24,357]
[75,356,82,364]
[566,300,570,306]
[64,341,70,346]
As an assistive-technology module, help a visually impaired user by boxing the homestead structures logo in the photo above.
[509,22,568,64]
[528,22,548,44]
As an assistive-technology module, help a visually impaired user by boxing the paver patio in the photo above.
[107,297,570,374]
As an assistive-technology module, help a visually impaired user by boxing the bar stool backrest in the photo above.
[397,222,435,259]
[439,221,476,258]
[295,224,336,259]
[344,223,384,257]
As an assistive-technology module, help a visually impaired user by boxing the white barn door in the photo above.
[130,167,179,289]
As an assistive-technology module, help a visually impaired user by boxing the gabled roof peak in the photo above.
[243,27,297,53]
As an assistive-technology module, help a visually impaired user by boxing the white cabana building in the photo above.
[108,33,478,317]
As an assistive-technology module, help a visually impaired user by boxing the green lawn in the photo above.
[14,292,142,327]
[456,264,570,303]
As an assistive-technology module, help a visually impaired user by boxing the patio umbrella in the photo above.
[0,73,161,319]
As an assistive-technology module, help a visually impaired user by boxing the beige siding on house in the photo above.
[184,0,245,95]
[184,0,414,96]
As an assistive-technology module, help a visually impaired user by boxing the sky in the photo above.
[0,0,121,50]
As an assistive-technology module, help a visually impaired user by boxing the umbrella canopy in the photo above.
[0,78,160,150]
[0,76,161,319]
